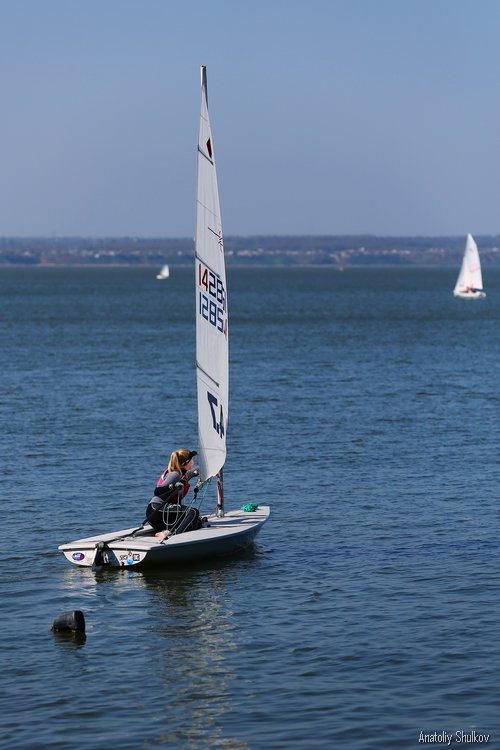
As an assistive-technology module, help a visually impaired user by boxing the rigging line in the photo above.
[195,477,217,514]
[194,477,212,501]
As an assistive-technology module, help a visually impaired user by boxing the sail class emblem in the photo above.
[208,226,223,247]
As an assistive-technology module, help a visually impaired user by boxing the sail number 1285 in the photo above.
[198,262,226,333]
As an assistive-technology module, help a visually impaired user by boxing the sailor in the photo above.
[145,449,200,538]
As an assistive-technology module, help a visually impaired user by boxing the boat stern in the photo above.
[58,542,151,568]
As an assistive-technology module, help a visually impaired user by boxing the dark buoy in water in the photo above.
[51,610,86,633]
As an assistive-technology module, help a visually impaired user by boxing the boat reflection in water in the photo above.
[60,549,265,747]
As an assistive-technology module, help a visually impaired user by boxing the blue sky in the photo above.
[1,0,499,237]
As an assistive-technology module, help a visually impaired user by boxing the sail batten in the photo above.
[195,361,220,388]
[195,66,228,483]
[198,147,214,164]
[194,255,222,277]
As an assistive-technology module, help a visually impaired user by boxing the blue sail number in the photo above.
[198,262,226,333]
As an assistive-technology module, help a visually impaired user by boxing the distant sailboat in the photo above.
[453,234,486,298]
[156,264,170,280]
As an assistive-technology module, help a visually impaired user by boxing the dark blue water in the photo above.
[1,266,499,749]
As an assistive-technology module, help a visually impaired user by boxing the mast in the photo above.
[195,65,228,516]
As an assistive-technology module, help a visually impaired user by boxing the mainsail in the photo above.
[454,234,484,295]
[195,66,228,483]
[156,264,170,279]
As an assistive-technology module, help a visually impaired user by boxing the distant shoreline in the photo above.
[0,262,464,269]
[2,234,500,267]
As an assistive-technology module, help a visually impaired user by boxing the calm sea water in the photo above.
[1,266,499,750]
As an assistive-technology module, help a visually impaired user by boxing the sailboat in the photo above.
[59,67,270,568]
[453,234,486,298]
[156,264,170,279]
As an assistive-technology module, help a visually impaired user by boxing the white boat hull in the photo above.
[59,506,270,568]
[453,289,486,298]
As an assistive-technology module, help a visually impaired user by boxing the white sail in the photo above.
[156,264,170,279]
[195,66,228,482]
[453,234,485,297]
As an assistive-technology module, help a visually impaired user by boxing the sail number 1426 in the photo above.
[198,262,226,333]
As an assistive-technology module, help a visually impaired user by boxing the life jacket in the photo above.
[156,468,177,487]
[153,470,190,503]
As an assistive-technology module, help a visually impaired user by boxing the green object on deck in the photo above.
[241,503,259,512]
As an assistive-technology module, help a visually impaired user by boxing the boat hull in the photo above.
[453,290,486,298]
[59,506,270,568]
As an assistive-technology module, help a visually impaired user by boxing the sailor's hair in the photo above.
[168,449,196,473]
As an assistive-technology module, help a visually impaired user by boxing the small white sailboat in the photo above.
[453,234,486,298]
[59,67,270,568]
[156,264,170,279]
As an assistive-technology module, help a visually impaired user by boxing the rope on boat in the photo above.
[196,477,224,518]
[157,477,213,538]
